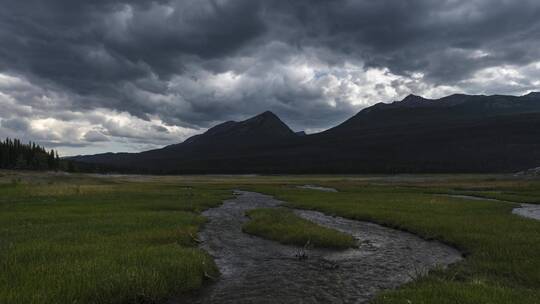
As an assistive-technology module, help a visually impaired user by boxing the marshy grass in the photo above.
[0,176,230,304]
[247,179,540,304]
[242,208,356,249]
[2,172,540,303]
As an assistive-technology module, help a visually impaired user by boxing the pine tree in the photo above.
[0,138,65,171]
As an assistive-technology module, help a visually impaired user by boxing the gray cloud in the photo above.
[267,1,540,82]
[152,125,169,133]
[83,130,109,142]
[1,0,540,154]
[1,117,30,131]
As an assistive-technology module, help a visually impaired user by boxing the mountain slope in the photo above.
[71,92,540,173]
[70,111,299,171]
[166,110,296,149]
[328,92,540,133]
[301,92,540,173]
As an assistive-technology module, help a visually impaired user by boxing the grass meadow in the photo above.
[0,171,230,303]
[1,171,540,303]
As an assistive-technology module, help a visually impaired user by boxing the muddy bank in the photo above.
[173,191,461,304]
[297,185,338,192]
[444,194,540,221]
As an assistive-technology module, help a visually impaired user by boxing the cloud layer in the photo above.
[1,0,540,154]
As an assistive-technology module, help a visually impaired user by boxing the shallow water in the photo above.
[173,191,462,304]
[444,194,540,221]
[443,194,506,202]
[297,185,338,192]
[512,203,540,221]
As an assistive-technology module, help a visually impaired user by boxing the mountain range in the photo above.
[71,92,540,173]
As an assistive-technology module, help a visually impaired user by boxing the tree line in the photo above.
[0,138,61,171]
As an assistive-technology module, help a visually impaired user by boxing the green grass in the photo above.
[242,208,356,249]
[0,177,231,304]
[245,180,540,304]
[2,172,540,303]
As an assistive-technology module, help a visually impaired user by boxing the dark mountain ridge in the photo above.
[71,92,540,174]
[166,110,296,149]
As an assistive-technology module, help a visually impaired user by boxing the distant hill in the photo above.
[70,92,540,173]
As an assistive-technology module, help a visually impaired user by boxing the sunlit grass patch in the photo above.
[242,208,356,249]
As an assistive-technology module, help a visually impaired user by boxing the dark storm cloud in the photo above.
[0,0,264,108]
[266,0,540,82]
[1,0,540,148]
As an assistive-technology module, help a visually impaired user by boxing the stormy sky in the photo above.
[1,0,540,155]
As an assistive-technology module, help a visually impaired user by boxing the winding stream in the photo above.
[174,191,461,304]
[444,194,540,221]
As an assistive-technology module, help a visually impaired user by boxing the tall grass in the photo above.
[242,208,356,249]
[0,180,230,303]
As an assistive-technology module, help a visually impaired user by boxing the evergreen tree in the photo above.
[0,138,65,171]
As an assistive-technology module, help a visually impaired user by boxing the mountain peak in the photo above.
[260,110,278,117]
[401,94,426,103]
[404,93,420,99]
[242,111,294,135]
[178,110,295,147]
[250,110,280,122]
[525,91,540,98]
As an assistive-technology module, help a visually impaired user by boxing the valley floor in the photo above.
[1,171,539,303]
